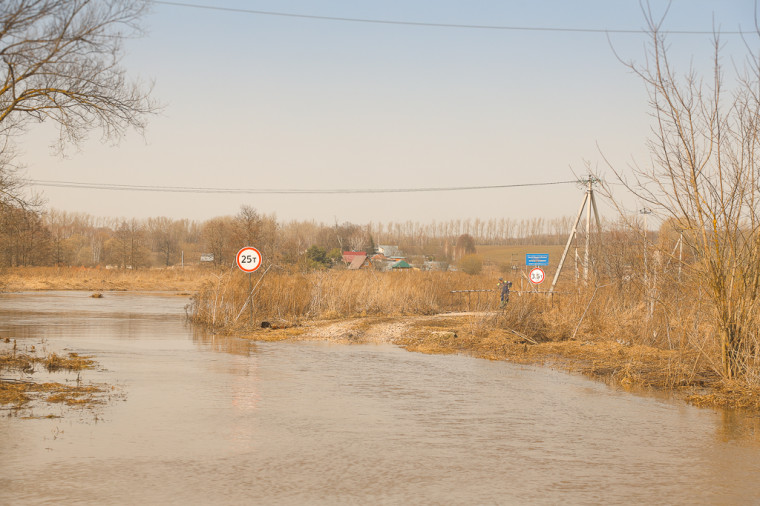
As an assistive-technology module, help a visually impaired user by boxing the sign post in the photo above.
[236,247,262,325]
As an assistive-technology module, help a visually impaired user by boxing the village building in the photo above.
[368,245,413,271]
[388,259,412,270]
[375,245,402,260]
[341,251,372,270]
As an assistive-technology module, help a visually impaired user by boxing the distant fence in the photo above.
[448,289,495,311]
[448,289,563,311]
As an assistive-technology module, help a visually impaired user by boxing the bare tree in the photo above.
[606,7,760,380]
[0,0,156,145]
[454,233,476,260]
[106,218,145,269]
[0,140,28,206]
[0,0,157,209]
[234,205,262,248]
[147,216,179,266]
[45,208,73,265]
[0,203,49,265]
[202,217,231,267]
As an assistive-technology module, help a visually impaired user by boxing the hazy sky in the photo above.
[17,0,757,225]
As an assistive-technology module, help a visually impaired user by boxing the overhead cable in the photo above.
[27,179,578,194]
[153,0,748,35]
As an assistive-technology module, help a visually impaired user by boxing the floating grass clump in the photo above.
[1,344,108,413]
[44,352,96,372]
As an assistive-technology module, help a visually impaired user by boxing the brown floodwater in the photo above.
[2,291,760,505]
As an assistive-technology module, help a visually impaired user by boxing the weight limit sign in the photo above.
[529,267,545,285]
[236,247,262,273]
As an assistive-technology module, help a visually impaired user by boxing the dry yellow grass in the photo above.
[0,381,106,408]
[43,352,96,372]
[1,266,216,292]
[189,269,504,331]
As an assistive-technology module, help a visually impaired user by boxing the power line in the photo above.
[153,0,749,35]
[27,179,578,195]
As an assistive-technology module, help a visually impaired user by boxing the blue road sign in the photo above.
[526,253,549,266]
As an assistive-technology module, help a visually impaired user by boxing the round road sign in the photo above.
[236,247,262,273]
[529,267,545,284]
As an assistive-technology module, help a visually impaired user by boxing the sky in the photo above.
[16,0,759,226]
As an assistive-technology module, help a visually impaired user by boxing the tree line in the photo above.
[0,204,579,269]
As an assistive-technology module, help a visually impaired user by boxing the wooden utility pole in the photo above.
[678,233,683,282]
[550,176,601,293]
[640,207,653,318]
[640,208,652,287]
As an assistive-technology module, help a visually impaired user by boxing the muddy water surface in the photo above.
[2,292,760,505]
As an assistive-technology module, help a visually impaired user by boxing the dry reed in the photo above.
[188,269,497,331]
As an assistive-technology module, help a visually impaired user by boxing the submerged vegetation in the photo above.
[0,340,109,415]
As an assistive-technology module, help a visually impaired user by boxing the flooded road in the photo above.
[2,292,760,505]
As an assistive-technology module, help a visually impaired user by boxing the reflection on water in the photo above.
[2,292,760,505]
[191,327,255,356]
[718,410,760,445]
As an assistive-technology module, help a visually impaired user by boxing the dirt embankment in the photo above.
[243,312,760,413]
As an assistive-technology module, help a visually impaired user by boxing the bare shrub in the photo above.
[458,254,483,275]
[603,9,760,380]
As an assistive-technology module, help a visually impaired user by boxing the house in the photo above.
[342,251,366,264]
[348,254,372,270]
[342,251,371,270]
[389,259,412,270]
[375,245,402,259]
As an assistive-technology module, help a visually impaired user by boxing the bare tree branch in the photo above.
[0,0,157,216]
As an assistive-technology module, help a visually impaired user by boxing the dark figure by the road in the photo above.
[497,278,512,309]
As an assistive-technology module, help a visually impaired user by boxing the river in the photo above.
[1,291,760,505]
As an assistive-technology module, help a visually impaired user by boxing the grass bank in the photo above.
[0,266,216,292]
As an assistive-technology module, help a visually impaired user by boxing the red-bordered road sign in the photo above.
[529,267,545,284]
[236,247,262,273]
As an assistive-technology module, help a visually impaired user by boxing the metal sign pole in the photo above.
[249,273,254,325]
[236,246,263,327]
